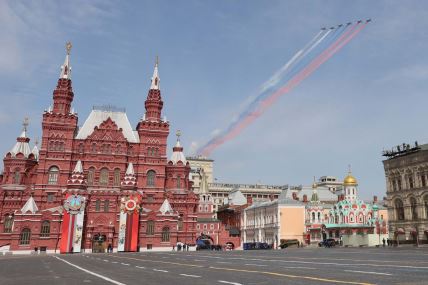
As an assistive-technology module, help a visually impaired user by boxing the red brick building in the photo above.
[0,44,200,254]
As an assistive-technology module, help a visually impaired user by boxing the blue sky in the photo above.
[1,1,428,199]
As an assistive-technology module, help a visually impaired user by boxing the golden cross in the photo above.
[66,41,72,55]
[156,55,159,66]
[176,130,181,140]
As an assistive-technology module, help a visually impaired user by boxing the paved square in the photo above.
[1,247,427,285]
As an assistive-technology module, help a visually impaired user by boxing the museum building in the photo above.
[0,44,200,253]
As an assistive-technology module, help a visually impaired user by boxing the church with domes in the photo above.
[0,43,201,253]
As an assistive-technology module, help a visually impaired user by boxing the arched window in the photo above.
[311,212,315,222]
[103,200,109,212]
[3,214,13,233]
[147,221,155,235]
[177,176,181,188]
[48,166,59,185]
[178,216,183,231]
[13,170,20,184]
[408,176,414,189]
[113,168,120,187]
[78,143,84,153]
[87,167,95,186]
[95,199,101,212]
[147,170,156,187]
[317,212,321,222]
[410,197,418,220]
[91,143,97,153]
[161,227,170,242]
[424,196,428,219]
[395,199,405,221]
[20,228,31,245]
[40,221,50,237]
[99,168,109,186]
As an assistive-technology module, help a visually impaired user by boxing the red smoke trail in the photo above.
[201,23,367,157]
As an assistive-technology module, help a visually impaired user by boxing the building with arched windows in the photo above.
[383,142,428,244]
[0,44,200,253]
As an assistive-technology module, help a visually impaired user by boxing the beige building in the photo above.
[383,142,428,244]
[242,190,305,247]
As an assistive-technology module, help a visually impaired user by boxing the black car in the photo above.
[318,239,336,247]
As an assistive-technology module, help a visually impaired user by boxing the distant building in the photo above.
[242,189,305,248]
[383,142,428,244]
[187,156,285,215]
[316,176,343,194]
[307,172,388,247]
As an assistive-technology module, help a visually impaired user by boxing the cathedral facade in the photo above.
[0,44,199,254]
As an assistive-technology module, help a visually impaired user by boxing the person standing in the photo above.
[382,238,386,247]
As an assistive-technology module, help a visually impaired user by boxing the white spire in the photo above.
[159,198,174,215]
[125,163,134,175]
[31,141,39,161]
[150,56,160,90]
[60,42,72,79]
[21,196,39,214]
[73,160,83,173]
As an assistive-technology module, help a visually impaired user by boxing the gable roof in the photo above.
[21,196,39,214]
[76,109,139,143]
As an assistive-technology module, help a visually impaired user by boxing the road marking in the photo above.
[194,259,205,262]
[121,263,130,266]
[285,266,316,270]
[111,261,118,264]
[103,260,109,262]
[245,264,267,267]
[218,281,242,285]
[111,256,204,268]
[344,270,392,276]
[135,266,146,269]
[180,274,201,278]
[53,256,126,285]
[216,261,231,264]
[209,266,373,285]
[153,269,168,272]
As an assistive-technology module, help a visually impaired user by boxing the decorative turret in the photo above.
[144,57,163,122]
[169,130,187,165]
[7,118,32,158]
[343,165,358,201]
[121,163,137,188]
[311,177,319,203]
[31,139,39,161]
[67,160,86,186]
[52,42,74,114]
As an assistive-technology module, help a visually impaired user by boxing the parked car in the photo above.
[318,239,337,247]
[279,239,300,249]
[243,242,272,250]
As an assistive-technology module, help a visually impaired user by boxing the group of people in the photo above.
[172,243,190,251]
[382,238,395,247]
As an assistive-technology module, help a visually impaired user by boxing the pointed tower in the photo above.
[37,42,79,187]
[343,166,358,202]
[121,163,137,189]
[3,118,38,185]
[144,56,163,122]
[310,177,319,203]
[53,42,74,115]
[166,130,191,191]
[67,160,87,188]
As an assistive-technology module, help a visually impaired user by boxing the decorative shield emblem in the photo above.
[120,195,141,214]
[64,195,85,214]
